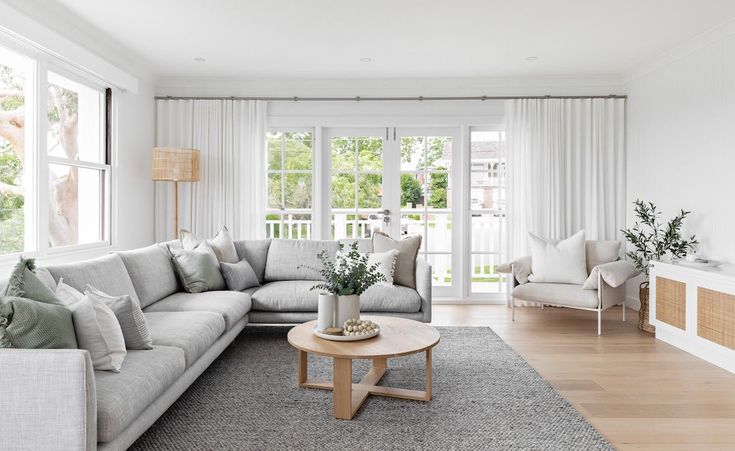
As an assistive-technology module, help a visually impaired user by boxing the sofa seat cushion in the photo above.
[250,281,421,313]
[95,345,185,443]
[361,284,422,313]
[144,312,226,368]
[512,282,599,309]
[251,281,320,311]
[143,291,251,330]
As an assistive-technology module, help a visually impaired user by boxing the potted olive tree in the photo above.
[621,200,698,333]
[311,243,386,327]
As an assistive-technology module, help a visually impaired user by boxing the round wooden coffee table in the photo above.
[287,316,440,420]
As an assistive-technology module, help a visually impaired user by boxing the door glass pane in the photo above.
[471,254,507,294]
[284,133,312,169]
[267,173,282,208]
[426,172,449,210]
[265,213,312,240]
[331,137,355,171]
[471,214,502,253]
[48,164,103,247]
[0,46,30,255]
[331,174,355,209]
[400,136,424,171]
[400,172,424,209]
[357,174,382,208]
[284,173,311,209]
[428,254,452,287]
[331,213,381,240]
[267,133,282,170]
[48,72,103,163]
[427,213,452,252]
[426,136,451,170]
[358,137,382,171]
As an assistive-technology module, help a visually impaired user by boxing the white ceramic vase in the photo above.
[317,293,337,332]
[335,294,360,327]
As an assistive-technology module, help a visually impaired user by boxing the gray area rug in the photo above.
[131,326,612,450]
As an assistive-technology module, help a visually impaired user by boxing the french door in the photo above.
[321,127,460,296]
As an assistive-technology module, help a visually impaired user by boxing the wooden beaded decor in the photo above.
[697,287,735,350]
[656,276,686,330]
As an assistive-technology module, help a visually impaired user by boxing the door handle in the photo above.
[380,209,390,216]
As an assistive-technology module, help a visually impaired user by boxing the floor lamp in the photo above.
[152,147,201,239]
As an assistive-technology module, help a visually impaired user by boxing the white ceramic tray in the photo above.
[312,325,380,342]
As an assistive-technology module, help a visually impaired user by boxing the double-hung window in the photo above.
[0,40,110,259]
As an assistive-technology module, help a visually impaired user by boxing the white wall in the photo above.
[625,24,735,308]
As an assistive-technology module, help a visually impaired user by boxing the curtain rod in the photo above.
[154,94,627,102]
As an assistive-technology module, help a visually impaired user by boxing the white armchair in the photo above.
[498,240,639,335]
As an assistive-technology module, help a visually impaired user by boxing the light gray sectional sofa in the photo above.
[0,238,431,451]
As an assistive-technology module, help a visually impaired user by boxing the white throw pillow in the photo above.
[527,230,588,285]
[180,225,239,264]
[367,249,399,285]
[55,279,127,372]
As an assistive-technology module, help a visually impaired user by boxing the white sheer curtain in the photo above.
[154,99,268,242]
[505,98,626,303]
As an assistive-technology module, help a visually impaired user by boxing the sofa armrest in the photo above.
[415,257,432,323]
[497,256,532,285]
[0,349,97,451]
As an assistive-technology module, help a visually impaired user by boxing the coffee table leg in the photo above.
[333,357,352,419]
[425,348,432,401]
[298,350,308,387]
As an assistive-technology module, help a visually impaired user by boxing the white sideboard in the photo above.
[650,260,735,374]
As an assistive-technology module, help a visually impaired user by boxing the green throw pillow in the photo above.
[167,242,226,293]
[6,258,61,304]
[0,296,77,349]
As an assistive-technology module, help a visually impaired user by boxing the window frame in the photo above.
[265,127,315,240]
[0,36,112,265]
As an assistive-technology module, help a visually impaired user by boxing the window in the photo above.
[266,130,313,239]
[0,41,109,258]
[469,130,507,294]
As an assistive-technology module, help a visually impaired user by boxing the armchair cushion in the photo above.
[585,240,622,274]
[512,283,599,309]
[497,256,532,284]
[583,260,639,290]
[527,230,587,284]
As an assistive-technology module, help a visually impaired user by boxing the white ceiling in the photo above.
[18,0,735,79]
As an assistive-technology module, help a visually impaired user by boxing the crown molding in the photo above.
[624,17,735,85]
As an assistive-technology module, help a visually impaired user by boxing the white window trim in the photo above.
[0,34,113,269]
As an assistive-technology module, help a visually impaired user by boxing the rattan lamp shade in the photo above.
[152,147,201,182]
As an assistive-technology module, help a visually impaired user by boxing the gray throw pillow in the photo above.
[372,232,422,288]
[220,259,260,291]
[180,226,239,264]
[167,242,226,293]
[5,258,61,304]
[85,285,153,350]
[0,296,77,349]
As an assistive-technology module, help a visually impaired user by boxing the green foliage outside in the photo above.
[0,64,25,254]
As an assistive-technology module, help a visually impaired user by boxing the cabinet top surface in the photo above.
[652,259,735,279]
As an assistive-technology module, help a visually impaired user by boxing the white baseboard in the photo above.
[625,295,641,311]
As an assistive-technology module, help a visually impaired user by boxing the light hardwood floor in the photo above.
[431,304,735,450]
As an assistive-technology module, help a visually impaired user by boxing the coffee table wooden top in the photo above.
[287,316,440,359]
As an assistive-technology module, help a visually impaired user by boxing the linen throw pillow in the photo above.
[5,258,61,304]
[367,250,399,285]
[180,226,239,264]
[372,232,422,288]
[527,230,588,284]
[55,279,127,371]
[167,242,227,293]
[220,258,260,291]
[0,296,77,349]
[85,285,153,350]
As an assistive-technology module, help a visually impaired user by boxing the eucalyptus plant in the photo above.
[308,242,386,296]
[621,200,698,284]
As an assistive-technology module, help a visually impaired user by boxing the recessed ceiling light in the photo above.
[360,57,372,63]
[525,56,539,61]
[193,57,206,62]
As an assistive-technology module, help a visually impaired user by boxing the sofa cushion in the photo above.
[264,239,339,282]
[250,280,421,313]
[117,245,179,308]
[233,239,271,284]
[251,281,321,311]
[585,240,621,274]
[372,232,422,288]
[143,291,251,330]
[361,284,422,313]
[44,254,140,304]
[95,345,185,443]
[512,282,599,309]
[144,312,225,368]
[527,230,588,285]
